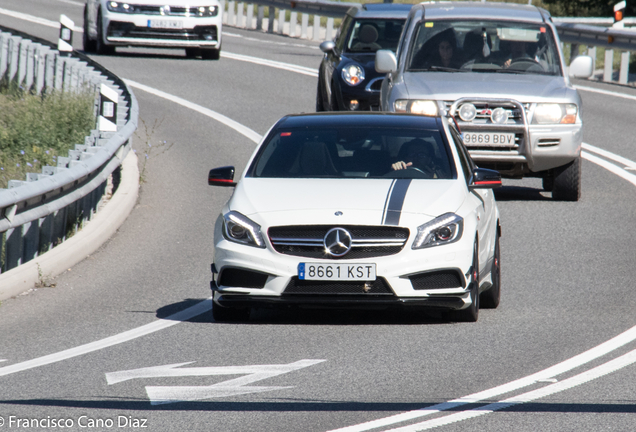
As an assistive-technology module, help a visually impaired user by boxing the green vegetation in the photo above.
[0,85,96,189]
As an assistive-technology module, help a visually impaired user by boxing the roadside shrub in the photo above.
[0,86,96,189]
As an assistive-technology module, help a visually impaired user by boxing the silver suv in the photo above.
[375,1,593,200]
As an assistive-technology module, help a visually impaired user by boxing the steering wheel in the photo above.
[382,166,433,179]
[508,58,545,72]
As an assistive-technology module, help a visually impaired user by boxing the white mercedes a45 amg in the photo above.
[208,112,501,322]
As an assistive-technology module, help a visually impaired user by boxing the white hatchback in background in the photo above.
[83,0,222,59]
[208,112,502,323]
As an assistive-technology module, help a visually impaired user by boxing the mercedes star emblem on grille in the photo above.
[324,228,352,257]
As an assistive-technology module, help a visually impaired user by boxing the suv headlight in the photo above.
[395,99,438,116]
[195,6,219,16]
[533,103,577,124]
[222,211,266,248]
[342,64,365,86]
[412,213,463,249]
[106,2,136,13]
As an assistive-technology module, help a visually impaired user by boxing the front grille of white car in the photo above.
[107,22,218,41]
[269,226,409,259]
[445,101,529,125]
[283,277,394,295]
[125,5,219,16]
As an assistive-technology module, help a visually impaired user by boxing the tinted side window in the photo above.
[336,16,353,52]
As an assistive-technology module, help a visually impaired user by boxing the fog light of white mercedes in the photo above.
[458,103,477,121]
[342,64,365,86]
[491,107,509,124]
[222,211,266,248]
[412,213,463,249]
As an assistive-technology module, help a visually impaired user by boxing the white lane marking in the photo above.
[0,359,7,363]
[0,7,83,32]
[582,152,636,187]
[328,323,636,432]
[583,143,636,170]
[55,0,84,6]
[386,347,636,432]
[224,31,319,50]
[0,299,212,378]
[575,84,636,102]
[124,79,262,144]
[222,51,319,76]
[107,359,325,405]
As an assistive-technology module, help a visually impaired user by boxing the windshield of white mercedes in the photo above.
[407,20,561,75]
[248,127,456,180]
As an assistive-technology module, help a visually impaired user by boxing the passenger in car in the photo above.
[411,28,461,69]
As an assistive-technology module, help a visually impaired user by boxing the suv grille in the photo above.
[108,22,218,41]
[127,5,219,16]
[283,277,394,295]
[269,226,409,259]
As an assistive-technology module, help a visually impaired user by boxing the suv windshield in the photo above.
[345,19,405,53]
[408,20,561,75]
[249,126,455,180]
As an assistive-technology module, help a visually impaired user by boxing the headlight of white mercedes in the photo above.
[533,103,577,124]
[222,211,266,248]
[106,1,136,13]
[342,64,365,86]
[412,213,463,249]
[394,100,439,116]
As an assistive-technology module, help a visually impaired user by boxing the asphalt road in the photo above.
[1,1,636,431]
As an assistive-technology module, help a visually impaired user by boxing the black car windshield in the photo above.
[346,19,405,53]
[408,20,561,76]
[248,126,455,180]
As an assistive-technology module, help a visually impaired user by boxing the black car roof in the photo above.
[275,112,441,130]
[347,3,413,19]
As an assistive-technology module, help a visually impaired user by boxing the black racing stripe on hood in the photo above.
[383,179,412,226]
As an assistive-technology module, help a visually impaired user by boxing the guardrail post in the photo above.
[569,43,579,63]
[604,49,614,82]
[587,46,596,73]
[221,0,226,24]
[39,213,54,254]
[619,51,630,84]
[54,54,65,90]
[313,15,320,40]
[22,220,39,264]
[326,18,334,41]
[246,4,254,30]
[237,2,244,28]
[267,7,275,33]
[256,6,264,30]
[26,43,35,90]
[290,11,298,37]
[8,36,21,84]
[0,33,10,80]
[18,40,29,87]
[5,227,22,271]
[228,1,235,26]
[45,50,56,91]
[278,9,286,34]
[301,13,309,39]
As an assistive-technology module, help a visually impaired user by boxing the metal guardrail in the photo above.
[0,24,138,275]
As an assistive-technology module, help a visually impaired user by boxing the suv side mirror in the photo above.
[208,166,236,187]
[375,49,397,73]
[469,168,502,189]
[320,41,336,54]
[569,55,594,79]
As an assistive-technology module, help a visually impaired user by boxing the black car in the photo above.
[317,3,412,112]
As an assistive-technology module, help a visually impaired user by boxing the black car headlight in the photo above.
[106,1,136,13]
[222,211,266,248]
[412,213,463,249]
[341,64,365,86]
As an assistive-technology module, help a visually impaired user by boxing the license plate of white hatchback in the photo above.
[463,132,515,146]
[298,263,376,281]
[147,20,183,29]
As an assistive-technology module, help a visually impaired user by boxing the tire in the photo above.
[316,79,325,112]
[212,301,250,322]
[449,238,479,322]
[201,48,221,60]
[95,9,115,55]
[82,6,97,53]
[185,48,201,58]
[552,157,581,201]
[480,229,500,309]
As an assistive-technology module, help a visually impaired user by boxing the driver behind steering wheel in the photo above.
[391,138,438,177]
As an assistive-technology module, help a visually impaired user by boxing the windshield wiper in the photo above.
[411,66,466,72]
[495,68,554,76]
